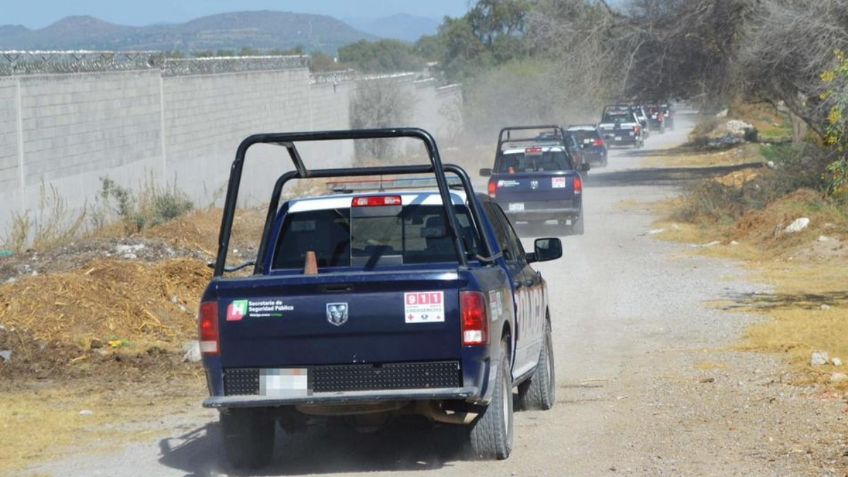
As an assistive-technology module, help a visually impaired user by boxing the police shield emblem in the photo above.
[326,303,349,326]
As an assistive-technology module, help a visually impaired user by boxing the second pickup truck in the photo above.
[481,125,588,235]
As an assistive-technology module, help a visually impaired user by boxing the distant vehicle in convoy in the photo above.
[562,130,588,172]
[480,126,588,235]
[660,103,675,130]
[200,128,563,469]
[566,124,608,168]
[598,107,644,148]
[646,105,666,133]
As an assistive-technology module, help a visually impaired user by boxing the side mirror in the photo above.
[580,163,591,173]
[479,168,492,177]
[528,238,563,263]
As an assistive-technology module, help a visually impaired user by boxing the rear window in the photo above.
[602,112,633,123]
[272,204,481,270]
[568,130,600,144]
[494,150,573,173]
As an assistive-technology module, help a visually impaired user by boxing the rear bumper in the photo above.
[204,386,480,409]
[603,134,639,146]
[506,207,581,222]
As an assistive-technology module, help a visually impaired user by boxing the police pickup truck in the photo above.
[199,129,562,469]
[598,105,644,148]
[480,126,588,235]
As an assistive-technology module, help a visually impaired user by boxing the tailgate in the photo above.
[492,172,579,209]
[214,271,465,369]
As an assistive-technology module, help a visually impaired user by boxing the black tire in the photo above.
[570,213,584,235]
[220,408,276,469]
[517,319,556,410]
[469,341,513,460]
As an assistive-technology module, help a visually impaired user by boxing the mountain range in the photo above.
[345,14,441,43]
[0,11,380,54]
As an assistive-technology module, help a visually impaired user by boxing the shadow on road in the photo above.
[587,162,763,188]
[721,290,848,312]
[158,417,467,476]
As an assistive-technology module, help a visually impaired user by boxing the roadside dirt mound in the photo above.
[0,237,205,282]
[0,258,210,349]
[733,189,844,247]
[144,208,265,261]
[0,325,187,385]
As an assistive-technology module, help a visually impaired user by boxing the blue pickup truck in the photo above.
[480,126,588,235]
[199,129,563,469]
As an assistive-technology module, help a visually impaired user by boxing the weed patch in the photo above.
[94,176,193,235]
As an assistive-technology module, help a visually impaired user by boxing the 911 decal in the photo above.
[404,291,445,323]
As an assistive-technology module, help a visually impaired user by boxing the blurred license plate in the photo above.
[614,136,623,141]
[260,368,307,396]
[509,203,525,212]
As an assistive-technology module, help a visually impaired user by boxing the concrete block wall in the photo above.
[0,62,461,240]
[163,68,315,208]
[0,79,20,225]
[19,71,164,223]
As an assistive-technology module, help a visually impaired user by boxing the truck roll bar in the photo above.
[214,128,496,277]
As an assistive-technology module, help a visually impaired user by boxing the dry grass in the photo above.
[0,381,202,474]
[0,258,210,347]
[694,361,729,371]
[646,141,848,391]
[2,184,87,254]
[644,144,763,169]
[728,102,793,142]
[738,261,848,389]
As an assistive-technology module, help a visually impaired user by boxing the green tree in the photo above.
[438,16,492,81]
[338,40,425,73]
[467,0,531,47]
[310,53,346,72]
[415,34,446,62]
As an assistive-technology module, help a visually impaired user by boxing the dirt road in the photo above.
[26,117,846,477]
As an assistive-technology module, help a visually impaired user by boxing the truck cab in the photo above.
[480,126,587,235]
[199,128,563,469]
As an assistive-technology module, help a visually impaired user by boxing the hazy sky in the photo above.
[2,0,472,28]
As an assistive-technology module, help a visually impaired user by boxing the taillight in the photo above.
[635,126,642,135]
[573,176,583,194]
[351,195,402,207]
[593,138,605,147]
[198,301,220,356]
[461,291,488,346]
[487,180,497,198]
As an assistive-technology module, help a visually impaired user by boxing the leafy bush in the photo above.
[821,50,848,197]
[676,143,835,224]
[338,40,425,73]
[95,176,193,234]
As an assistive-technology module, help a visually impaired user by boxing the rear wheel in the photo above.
[220,408,276,469]
[469,341,513,460]
[570,212,584,235]
[517,318,556,410]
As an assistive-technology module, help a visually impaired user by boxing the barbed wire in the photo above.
[0,51,310,76]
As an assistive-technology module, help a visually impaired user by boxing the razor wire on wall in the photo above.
[0,51,310,76]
